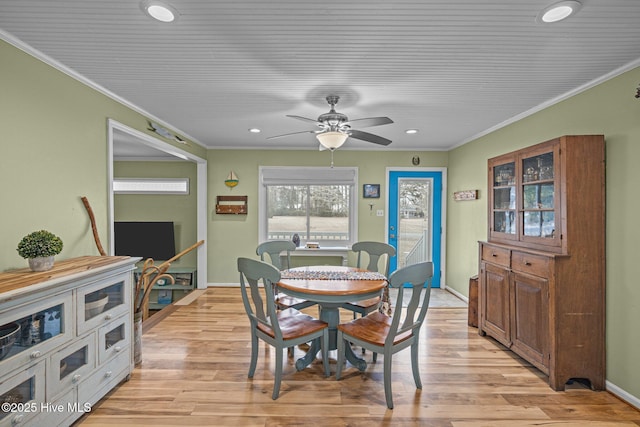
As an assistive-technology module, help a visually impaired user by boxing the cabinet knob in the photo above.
[114,346,122,353]
[29,351,41,359]
[104,313,113,320]
[491,253,497,257]
[12,414,24,425]
[524,261,532,266]
[72,374,82,383]
[104,370,113,378]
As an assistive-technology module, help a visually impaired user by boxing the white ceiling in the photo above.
[2,0,640,155]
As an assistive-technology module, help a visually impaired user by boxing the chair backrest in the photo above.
[385,261,433,347]
[352,241,396,276]
[256,240,296,271]
[237,257,284,339]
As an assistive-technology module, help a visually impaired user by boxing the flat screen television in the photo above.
[114,221,176,261]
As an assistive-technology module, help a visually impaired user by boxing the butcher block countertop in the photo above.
[0,255,139,304]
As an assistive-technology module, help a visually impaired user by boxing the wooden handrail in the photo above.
[134,239,204,319]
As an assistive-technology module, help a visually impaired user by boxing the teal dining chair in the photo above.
[342,241,396,318]
[336,261,433,409]
[256,240,316,310]
[341,241,396,361]
[237,257,330,400]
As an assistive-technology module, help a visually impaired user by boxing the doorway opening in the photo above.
[107,119,207,289]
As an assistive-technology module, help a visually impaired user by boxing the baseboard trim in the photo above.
[444,285,468,304]
[606,381,640,410]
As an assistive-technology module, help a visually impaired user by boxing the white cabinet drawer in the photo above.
[47,333,96,400]
[78,349,130,405]
[0,360,45,427]
[98,314,131,365]
[0,292,73,375]
[77,273,131,335]
[30,387,76,427]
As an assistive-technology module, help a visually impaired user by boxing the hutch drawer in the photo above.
[511,251,550,277]
[481,244,510,267]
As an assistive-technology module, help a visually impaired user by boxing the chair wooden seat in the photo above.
[337,311,412,347]
[258,308,328,340]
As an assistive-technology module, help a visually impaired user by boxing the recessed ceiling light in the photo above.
[405,129,419,134]
[537,1,582,23]
[141,1,178,23]
[248,128,261,133]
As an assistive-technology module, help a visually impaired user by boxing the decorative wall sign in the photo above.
[363,184,380,198]
[453,190,478,201]
[215,195,248,214]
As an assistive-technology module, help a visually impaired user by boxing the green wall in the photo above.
[207,150,448,284]
[0,39,203,270]
[113,161,198,267]
[2,34,639,404]
[447,66,640,400]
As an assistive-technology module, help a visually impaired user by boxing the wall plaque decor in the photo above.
[453,190,478,201]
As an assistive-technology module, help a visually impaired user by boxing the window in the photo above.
[113,178,189,194]
[259,167,358,247]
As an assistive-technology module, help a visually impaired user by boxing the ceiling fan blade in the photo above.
[266,130,318,140]
[349,130,392,146]
[348,116,393,128]
[286,115,320,124]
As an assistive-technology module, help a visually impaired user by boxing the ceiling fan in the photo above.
[267,95,393,150]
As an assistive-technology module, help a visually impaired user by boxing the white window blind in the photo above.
[113,178,189,194]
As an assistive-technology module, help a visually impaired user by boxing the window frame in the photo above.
[258,166,358,247]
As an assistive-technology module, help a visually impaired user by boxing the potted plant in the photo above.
[16,230,63,272]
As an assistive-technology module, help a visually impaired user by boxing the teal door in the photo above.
[388,170,442,287]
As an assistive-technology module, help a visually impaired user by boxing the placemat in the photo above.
[280,270,387,281]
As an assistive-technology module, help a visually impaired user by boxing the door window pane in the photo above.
[398,179,431,268]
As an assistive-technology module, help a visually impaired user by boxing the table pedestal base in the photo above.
[294,303,367,372]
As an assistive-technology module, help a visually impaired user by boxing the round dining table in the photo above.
[276,265,387,371]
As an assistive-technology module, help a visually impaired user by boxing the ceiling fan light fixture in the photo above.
[141,0,178,23]
[537,1,582,23]
[316,131,348,150]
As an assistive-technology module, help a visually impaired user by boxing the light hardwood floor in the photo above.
[77,288,640,426]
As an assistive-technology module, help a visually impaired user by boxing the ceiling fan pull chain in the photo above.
[330,149,335,168]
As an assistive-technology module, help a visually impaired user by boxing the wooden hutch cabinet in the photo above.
[478,135,605,391]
